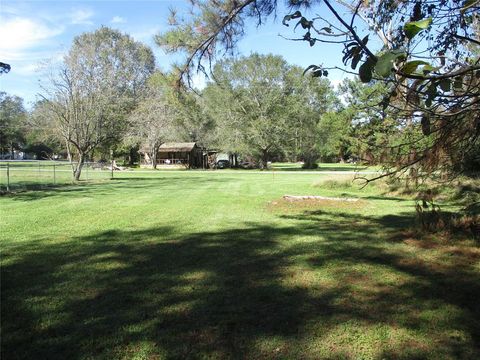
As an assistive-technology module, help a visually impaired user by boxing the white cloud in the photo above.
[0,17,63,54]
[110,16,126,24]
[70,9,94,25]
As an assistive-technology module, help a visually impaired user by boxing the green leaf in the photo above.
[291,11,302,18]
[282,11,302,26]
[421,65,437,75]
[421,115,431,135]
[374,50,406,77]
[424,82,437,108]
[359,58,375,83]
[351,53,362,70]
[439,79,451,92]
[404,18,432,40]
[381,96,390,110]
[295,17,312,31]
[453,76,463,89]
[282,15,292,26]
[426,82,437,97]
[401,60,430,74]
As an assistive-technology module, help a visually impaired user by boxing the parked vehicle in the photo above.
[216,160,230,169]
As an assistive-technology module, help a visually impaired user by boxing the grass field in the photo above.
[0,161,377,193]
[1,171,479,359]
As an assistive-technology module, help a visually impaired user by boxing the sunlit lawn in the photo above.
[1,171,479,359]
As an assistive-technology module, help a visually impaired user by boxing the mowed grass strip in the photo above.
[1,171,479,359]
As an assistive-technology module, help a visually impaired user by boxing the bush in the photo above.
[302,162,318,169]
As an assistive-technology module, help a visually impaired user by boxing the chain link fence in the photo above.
[0,160,114,192]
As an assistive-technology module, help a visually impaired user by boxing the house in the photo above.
[158,142,204,168]
[141,142,205,168]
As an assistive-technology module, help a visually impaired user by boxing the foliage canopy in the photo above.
[157,0,480,180]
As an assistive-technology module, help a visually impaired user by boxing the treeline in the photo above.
[2,27,477,180]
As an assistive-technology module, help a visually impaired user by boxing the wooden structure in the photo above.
[155,142,203,168]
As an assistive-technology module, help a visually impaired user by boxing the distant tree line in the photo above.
[156,0,479,183]
[1,25,478,180]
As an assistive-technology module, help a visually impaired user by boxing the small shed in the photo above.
[157,142,203,168]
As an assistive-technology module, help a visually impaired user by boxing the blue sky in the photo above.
[0,0,354,108]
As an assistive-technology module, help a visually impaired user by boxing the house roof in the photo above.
[158,142,197,152]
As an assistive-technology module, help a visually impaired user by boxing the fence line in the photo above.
[0,160,114,192]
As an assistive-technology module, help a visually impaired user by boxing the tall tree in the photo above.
[202,79,245,163]
[41,27,155,180]
[25,99,65,159]
[149,72,217,148]
[317,109,353,163]
[0,92,26,157]
[205,54,292,168]
[203,55,337,167]
[127,86,175,169]
[283,65,339,167]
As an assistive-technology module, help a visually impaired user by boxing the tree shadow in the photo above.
[4,176,236,202]
[361,195,412,202]
[2,214,479,358]
[272,165,370,172]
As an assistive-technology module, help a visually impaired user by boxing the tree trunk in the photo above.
[74,152,85,181]
[129,147,135,166]
[338,147,345,163]
[261,150,269,169]
[151,151,157,169]
[234,153,238,168]
[152,154,157,170]
[65,140,72,162]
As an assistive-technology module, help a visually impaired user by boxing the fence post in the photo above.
[6,162,10,192]
[53,163,56,185]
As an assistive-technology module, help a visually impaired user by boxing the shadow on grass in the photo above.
[2,213,479,359]
[3,176,236,202]
[361,195,412,202]
[273,166,369,172]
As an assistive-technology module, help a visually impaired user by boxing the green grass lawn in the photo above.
[0,161,377,193]
[1,171,479,359]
